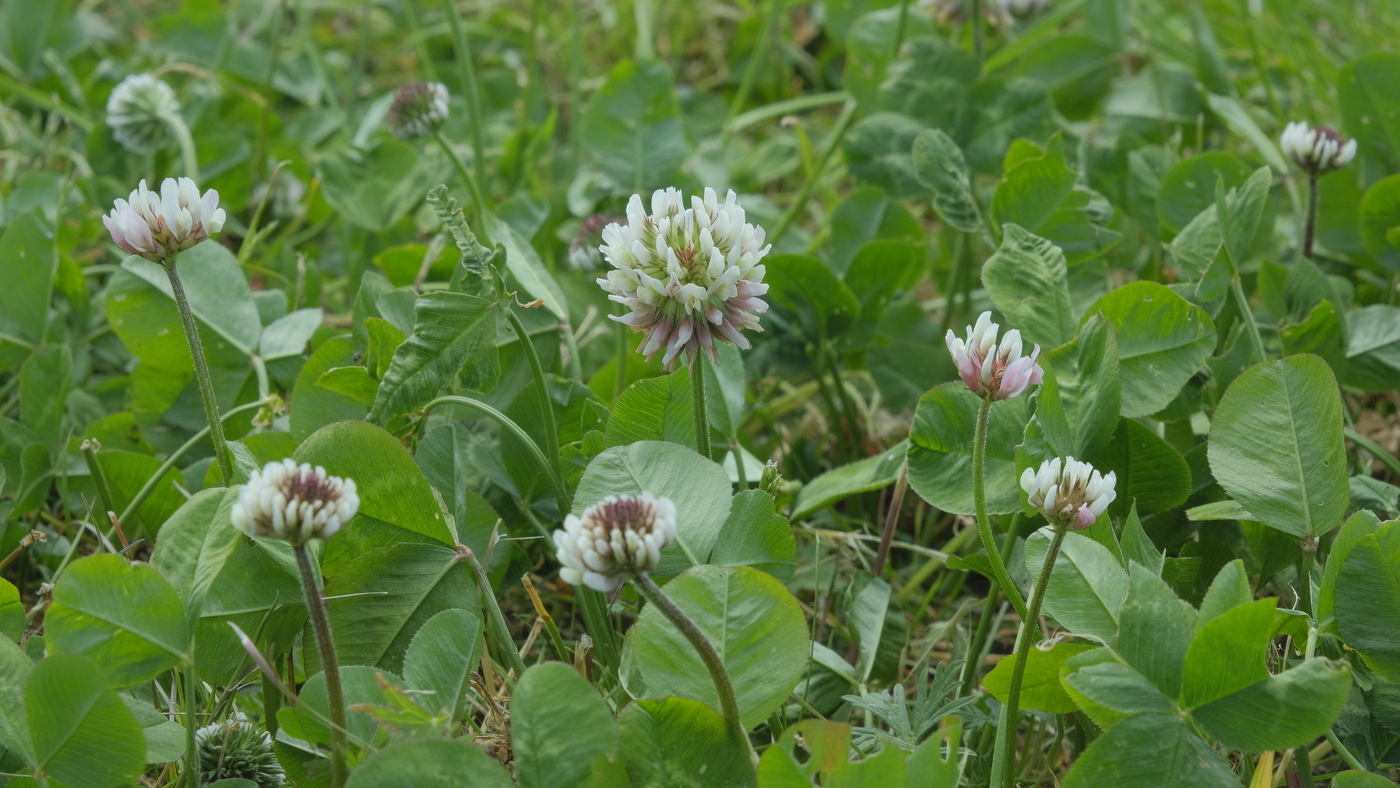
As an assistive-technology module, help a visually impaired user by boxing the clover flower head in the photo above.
[232,459,360,545]
[568,213,621,272]
[1020,456,1117,530]
[196,713,284,787]
[599,187,771,367]
[107,73,180,153]
[387,82,449,140]
[103,177,226,265]
[553,492,678,593]
[1280,121,1357,176]
[945,311,1044,401]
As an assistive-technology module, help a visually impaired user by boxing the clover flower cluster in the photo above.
[387,82,449,140]
[1280,121,1357,176]
[232,460,360,545]
[195,713,284,787]
[945,311,1044,401]
[568,213,622,271]
[1021,457,1117,530]
[107,73,180,153]
[553,492,678,593]
[102,177,226,265]
[599,188,771,367]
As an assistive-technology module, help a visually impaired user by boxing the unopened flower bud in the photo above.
[553,492,677,593]
[232,459,360,545]
[1280,121,1357,176]
[386,82,449,140]
[759,461,782,496]
[195,712,284,787]
[945,311,1044,402]
[1020,457,1116,530]
[107,73,180,153]
[103,177,226,265]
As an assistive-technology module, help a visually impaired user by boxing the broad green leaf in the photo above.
[878,35,974,131]
[1156,152,1252,236]
[18,345,69,452]
[1014,35,1117,120]
[1197,560,1252,627]
[841,240,920,349]
[123,697,186,764]
[955,78,1055,175]
[279,666,404,747]
[828,188,925,276]
[620,565,809,729]
[604,368,696,449]
[608,697,756,788]
[1061,712,1238,788]
[575,442,733,568]
[1083,282,1216,418]
[842,12,936,109]
[484,213,569,321]
[258,308,322,359]
[368,291,499,423]
[512,663,617,788]
[0,210,56,352]
[0,578,21,643]
[847,573,906,684]
[1193,658,1352,751]
[1207,354,1348,539]
[1345,304,1400,392]
[1119,503,1163,575]
[403,608,483,720]
[1024,529,1129,640]
[1061,650,1172,727]
[1359,174,1400,273]
[844,113,929,197]
[1282,301,1347,379]
[983,641,1093,714]
[365,317,408,379]
[294,420,456,573]
[1318,511,1383,633]
[1181,598,1277,709]
[27,655,146,788]
[764,254,860,341]
[1037,316,1120,462]
[1205,93,1291,175]
[291,336,370,442]
[1333,773,1400,788]
[1115,564,1195,698]
[982,225,1075,349]
[187,536,305,684]
[793,440,908,521]
[149,487,240,624]
[317,141,439,231]
[412,424,505,559]
[1339,53,1400,173]
[908,384,1027,516]
[0,638,32,762]
[911,129,981,232]
[344,739,514,788]
[708,490,797,581]
[46,555,189,686]
[702,344,748,439]
[1097,418,1190,517]
[581,60,689,192]
[1215,166,1271,270]
[316,366,379,406]
[1335,523,1400,681]
[991,136,1119,265]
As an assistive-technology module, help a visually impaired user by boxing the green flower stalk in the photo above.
[1280,121,1357,260]
[103,177,232,485]
[107,73,199,178]
[233,460,361,788]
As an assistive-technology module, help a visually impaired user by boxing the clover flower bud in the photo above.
[553,492,678,593]
[600,187,771,367]
[1020,457,1117,530]
[759,460,783,496]
[1280,121,1357,176]
[568,213,622,271]
[196,713,285,787]
[107,73,180,153]
[102,177,226,265]
[386,82,450,140]
[232,459,360,545]
[945,311,1044,402]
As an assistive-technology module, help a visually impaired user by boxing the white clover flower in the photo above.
[103,177,227,265]
[232,459,360,545]
[553,492,678,593]
[1280,121,1357,176]
[567,213,620,272]
[386,82,449,140]
[945,311,1044,402]
[600,188,771,367]
[1020,456,1117,530]
[107,73,181,153]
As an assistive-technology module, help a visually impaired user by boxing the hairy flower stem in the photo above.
[160,110,200,180]
[973,397,1030,623]
[1298,536,1317,617]
[633,573,742,733]
[184,664,199,788]
[165,260,233,485]
[960,520,1019,695]
[691,353,711,459]
[993,525,1066,788]
[1303,173,1319,260]
[293,545,347,788]
[460,546,528,678]
[504,306,566,498]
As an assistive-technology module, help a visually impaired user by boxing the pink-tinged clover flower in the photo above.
[1021,457,1117,530]
[103,177,226,265]
[599,188,771,367]
[553,492,677,593]
[1280,121,1357,176]
[232,459,360,545]
[945,311,1044,401]
[386,82,449,140]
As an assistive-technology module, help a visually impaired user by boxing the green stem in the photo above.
[994,525,1066,788]
[1294,744,1316,788]
[161,110,200,179]
[577,587,620,681]
[960,519,1019,695]
[633,0,655,60]
[165,259,233,485]
[184,664,200,788]
[440,0,488,209]
[434,129,488,234]
[294,544,347,788]
[79,440,119,536]
[504,306,566,495]
[423,395,570,515]
[973,397,1030,622]
[724,0,783,130]
[399,0,438,81]
[890,0,913,57]
[1326,728,1366,772]
[1298,537,1317,618]
[614,315,629,397]
[770,100,858,246]
[298,0,342,110]
[633,573,742,733]
[1230,275,1266,363]
[1303,173,1319,260]
[971,0,984,68]
[691,352,711,459]
[1345,426,1400,477]
[460,547,528,677]
[251,0,287,190]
